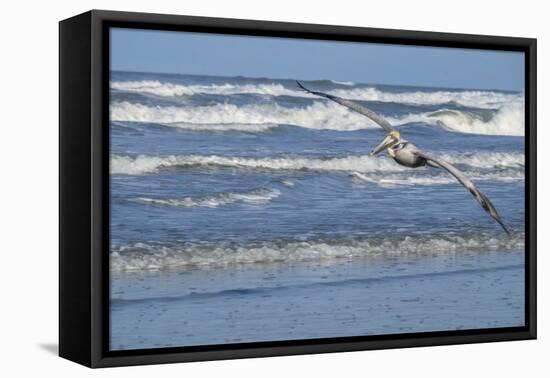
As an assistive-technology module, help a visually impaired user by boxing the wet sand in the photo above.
[110,250,524,350]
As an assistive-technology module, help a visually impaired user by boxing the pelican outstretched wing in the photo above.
[296,81,395,133]
[416,151,510,235]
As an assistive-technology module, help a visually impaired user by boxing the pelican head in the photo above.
[370,131,401,156]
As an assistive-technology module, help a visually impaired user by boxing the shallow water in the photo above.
[109,71,525,350]
[111,250,524,350]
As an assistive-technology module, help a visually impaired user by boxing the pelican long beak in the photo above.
[370,134,395,156]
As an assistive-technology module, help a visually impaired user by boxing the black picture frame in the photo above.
[59,9,537,368]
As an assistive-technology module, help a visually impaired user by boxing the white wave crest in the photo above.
[111,80,300,97]
[331,80,355,86]
[110,233,524,271]
[111,100,524,136]
[111,101,382,131]
[111,80,522,109]
[110,152,524,177]
[437,151,524,169]
[349,151,524,186]
[134,188,280,208]
[330,87,522,109]
[423,103,525,136]
[351,171,464,187]
[110,154,405,175]
[351,170,524,187]
[162,122,278,132]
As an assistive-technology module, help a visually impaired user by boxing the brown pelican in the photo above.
[296,81,510,235]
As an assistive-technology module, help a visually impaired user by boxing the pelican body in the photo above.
[296,81,510,235]
[391,144,426,168]
[381,137,425,168]
[370,131,438,168]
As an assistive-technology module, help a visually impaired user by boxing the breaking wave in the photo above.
[436,151,524,169]
[111,80,522,108]
[330,80,355,86]
[110,152,524,180]
[110,154,407,175]
[350,170,524,187]
[133,188,280,208]
[111,101,383,131]
[158,122,278,132]
[329,87,522,109]
[111,80,300,97]
[111,100,524,136]
[423,103,524,136]
[110,233,524,271]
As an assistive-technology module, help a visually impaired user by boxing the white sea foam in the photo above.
[110,154,406,175]
[162,122,278,132]
[437,151,524,169]
[134,188,280,208]
[111,100,524,136]
[281,180,295,187]
[351,172,459,187]
[424,103,525,136]
[348,151,524,187]
[110,233,524,271]
[110,152,524,179]
[111,80,522,108]
[329,87,522,109]
[330,80,355,86]
[372,103,525,136]
[351,170,524,187]
[111,101,383,131]
[398,104,523,136]
[111,80,301,97]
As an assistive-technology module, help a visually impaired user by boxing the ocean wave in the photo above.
[110,233,524,271]
[111,80,300,97]
[111,101,524,136]
[133,188,280,208]
[349,151,525,186]
[111,101,382,131]
[436,151,524,169]
[330,80,355,86]
[351,170,524,187]
[110,154,406,175]
[162,121,278,132]
[110,152,524,178]
[424,103,524,136]
[329,87,522,109]
[111,80,522,108]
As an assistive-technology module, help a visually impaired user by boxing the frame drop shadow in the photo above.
[38,343,58,355]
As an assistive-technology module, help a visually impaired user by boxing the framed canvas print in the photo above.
[59,10,536,368]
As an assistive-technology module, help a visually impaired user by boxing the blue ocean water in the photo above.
[109,71,525,350]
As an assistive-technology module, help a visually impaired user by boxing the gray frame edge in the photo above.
[59,11,93,367]
[527,38,537,339]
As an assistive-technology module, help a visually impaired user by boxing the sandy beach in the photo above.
[110,249,524,350]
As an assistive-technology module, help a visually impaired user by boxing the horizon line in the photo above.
[110,69,524,93]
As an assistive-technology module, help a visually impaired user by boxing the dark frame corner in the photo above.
[59,9,537,368]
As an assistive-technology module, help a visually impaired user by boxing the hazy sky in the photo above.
[110,28,524,91]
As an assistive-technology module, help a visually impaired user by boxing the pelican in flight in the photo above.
[296,81,510,235]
